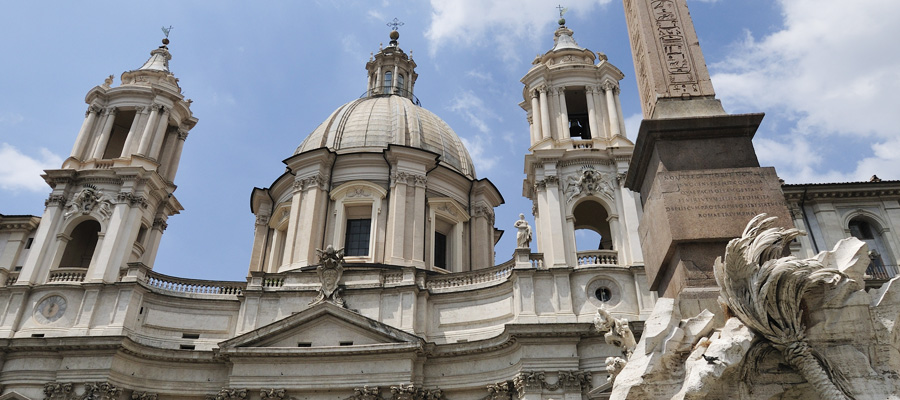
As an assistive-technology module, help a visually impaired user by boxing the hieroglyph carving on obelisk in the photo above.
[623,0,724,119]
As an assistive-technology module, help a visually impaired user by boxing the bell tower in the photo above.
[521,18,644,271]
[16,36,198,286]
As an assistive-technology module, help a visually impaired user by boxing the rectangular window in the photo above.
[344,219,371,257]
[434,231,448,269]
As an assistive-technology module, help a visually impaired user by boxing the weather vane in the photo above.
[161,25,174,38]
[557,5,568,18]
[387,18,404,31]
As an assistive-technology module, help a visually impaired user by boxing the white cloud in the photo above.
[460,135,499,173]
[0,113,24,126]
[448,90,500,134]
[711,0,900,181]
[0,143,62,192]
[367,10,385,22]
[425,0,611,63]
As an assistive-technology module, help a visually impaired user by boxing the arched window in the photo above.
[397,74,405,94]
[383,71,393,94]
[849,217,896,280]
[59,220,101,268]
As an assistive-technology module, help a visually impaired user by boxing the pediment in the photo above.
[219,302,423,350]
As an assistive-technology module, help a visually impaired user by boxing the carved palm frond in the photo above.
[714,214,851,400]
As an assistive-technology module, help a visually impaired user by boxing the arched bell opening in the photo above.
[58,220,101,269]
[572,199,617,266]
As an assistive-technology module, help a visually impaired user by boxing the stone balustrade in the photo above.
[48,270,87,283]
[529,253,545,269]
[576,250,618,266]
[426,260,515,291]
[145,270,245,296]
[4,271,18,286]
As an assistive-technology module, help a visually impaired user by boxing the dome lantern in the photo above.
[364,20,419,104]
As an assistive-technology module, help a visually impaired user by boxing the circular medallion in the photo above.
[35,295,67,324]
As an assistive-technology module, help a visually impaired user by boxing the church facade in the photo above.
[0,5,898,400]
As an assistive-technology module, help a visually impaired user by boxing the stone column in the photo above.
[385,172,409,265]
[86,193,145,283]
[142,217,167,267]
[248,213,271,273]
[530,91,542,143]
[411,175,427,267]
[608,215,622,254]
[71,105,101,159]
[544,176,567,268]
[15,194,66,285]
[165,130,188,181]
[121,106,146,157]
[538,86,552,140]
[281,184,304,267]
[291,175,328,267]
[603,82,622,138]
[0,231,27,271]
[148,107,171,159]
[557,87,570,139]
[136,105,160,156]
[565,215,576,267]
[527,115,535,146]
[392,65,399,93]
[549,89,561,140]
[375,66,383,93]
[91,107,117,159]
[267,228,284,272]
[585,86,600,140]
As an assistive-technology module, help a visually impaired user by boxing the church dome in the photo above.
[295,94,476,179]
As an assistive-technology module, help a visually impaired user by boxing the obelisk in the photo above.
[622,0,792,307]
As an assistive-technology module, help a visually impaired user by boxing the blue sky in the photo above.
[2,0,898,280]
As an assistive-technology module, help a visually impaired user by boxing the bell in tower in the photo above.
[16,35,198,286]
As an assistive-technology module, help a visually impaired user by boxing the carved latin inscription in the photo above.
[660,170,786,220]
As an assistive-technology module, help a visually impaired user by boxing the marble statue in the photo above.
[514,213,532,248]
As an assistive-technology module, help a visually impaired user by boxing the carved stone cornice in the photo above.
[44,382,123,400]
[472,204,495,225]
[348,386,382,400]
[86,105,102,116]
[208,388,248,400]
[116,192,149,208]
[45,194,67,208]
[390,171,427,188]
[152,217,168,231]
[389,385,444,400]
[293,174,328,192]
[484,381,514,400]
[131,392,158,400]
[259,389,285,400]
[512,370,592,397]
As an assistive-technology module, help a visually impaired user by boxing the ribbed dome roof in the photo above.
[296,95,476,178]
